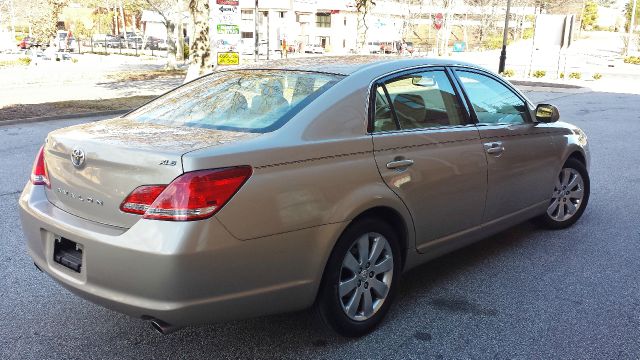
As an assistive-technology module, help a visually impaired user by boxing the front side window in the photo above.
[127,70,343,133]
[456,70,528,125]
[373,70,467,131]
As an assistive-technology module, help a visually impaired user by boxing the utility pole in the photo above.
[498,0,512,74]
[10,0,16,35]
[254,0,258,61]
[627,0,637,55]
[266,10,270,60]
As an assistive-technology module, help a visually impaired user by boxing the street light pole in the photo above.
[627,0,637,55]
[498,0,512,74]
[254,0,258,61]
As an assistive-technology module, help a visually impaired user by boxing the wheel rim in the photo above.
[338,232,393,322]
[547,167,585,222]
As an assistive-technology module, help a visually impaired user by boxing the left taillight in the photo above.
[30,145,50,187]
[120,166,252,221]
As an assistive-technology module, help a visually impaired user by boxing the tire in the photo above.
[313,217,402,337]
[537,158,590,229]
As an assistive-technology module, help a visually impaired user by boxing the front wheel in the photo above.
[537,158,590,229]
[314,218,401,337]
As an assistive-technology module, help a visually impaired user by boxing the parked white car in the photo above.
[305,44,325,54]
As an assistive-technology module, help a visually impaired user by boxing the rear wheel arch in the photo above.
[349,206,409,269]
[314,205,410,301]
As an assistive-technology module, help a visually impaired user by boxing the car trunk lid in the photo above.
[43,117,258,228]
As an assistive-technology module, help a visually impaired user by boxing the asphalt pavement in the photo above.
[0,90,639,359]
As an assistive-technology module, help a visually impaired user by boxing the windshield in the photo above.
[127,70,343,133]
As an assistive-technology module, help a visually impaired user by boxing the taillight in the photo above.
[119,185,166,215]
[30,146,50,187]
[120,166,252,221]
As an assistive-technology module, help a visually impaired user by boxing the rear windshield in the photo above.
[127,70,343,133]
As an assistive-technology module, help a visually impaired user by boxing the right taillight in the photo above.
[120,166,252,221]
[30,145,50,187]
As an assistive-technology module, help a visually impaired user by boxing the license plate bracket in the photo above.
[53,237,83,273]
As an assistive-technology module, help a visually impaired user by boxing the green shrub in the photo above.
[532,70,546,78]
[17,57,32,65]
[183,44,190,59]
[523,28,534,39]
[559,72,565,79]
[568,72,582,79]
[71,58,78,63]
[482,35,510,50]
[592,73,602,80]
[624,56,640,64]
[501,69,515,77]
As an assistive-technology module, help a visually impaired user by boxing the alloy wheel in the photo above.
[547,168,585,222]
[338,232,394,321]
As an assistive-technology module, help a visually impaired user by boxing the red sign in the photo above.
[434,13,443,30]
[216,0,238,5]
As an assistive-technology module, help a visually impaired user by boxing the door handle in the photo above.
[484,141,504,155]
[386,159,414,169]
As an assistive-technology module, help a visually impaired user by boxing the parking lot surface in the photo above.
[0,89,638,359]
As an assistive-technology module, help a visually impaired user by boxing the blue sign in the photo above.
[453,41,466,52]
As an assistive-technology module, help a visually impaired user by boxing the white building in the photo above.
[237,0,362,54]
[233,0,535,54]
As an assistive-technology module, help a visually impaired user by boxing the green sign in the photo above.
[217,24,239,35]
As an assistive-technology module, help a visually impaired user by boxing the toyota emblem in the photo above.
[71,148,85,168]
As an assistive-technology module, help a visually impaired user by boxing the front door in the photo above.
[370,68,488,250]
[452,68,558,222]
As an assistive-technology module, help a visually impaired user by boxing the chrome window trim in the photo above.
[365,64,478,134]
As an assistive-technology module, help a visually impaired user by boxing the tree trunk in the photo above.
[355,3,370,53]
[185,0,213,82]
[119,1,126,39]
[176,23,184,62]
[176,0,185,62]
[165,20,178,70]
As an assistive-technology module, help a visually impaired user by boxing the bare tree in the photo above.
[145,0,178,69]
[21,0,68,43]
[465,0,500,49]
[184,0,212,81]
[355,0,376,52]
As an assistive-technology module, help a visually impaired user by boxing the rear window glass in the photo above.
[127,70,343,133]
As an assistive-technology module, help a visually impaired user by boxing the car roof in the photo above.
[237,56,487,76]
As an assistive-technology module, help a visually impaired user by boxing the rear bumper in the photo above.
[19,182,342,327]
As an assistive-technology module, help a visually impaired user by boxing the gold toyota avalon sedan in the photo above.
[19,57,590,337]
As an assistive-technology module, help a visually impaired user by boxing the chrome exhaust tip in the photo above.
[149,319,178,335]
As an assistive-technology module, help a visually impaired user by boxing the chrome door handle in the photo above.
[484,141,504,155]
[386,159,414,169]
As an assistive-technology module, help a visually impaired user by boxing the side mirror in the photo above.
[535,104,560,123]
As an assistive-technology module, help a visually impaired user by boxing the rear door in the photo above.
[451,68,558,222]
[370,68,488,250]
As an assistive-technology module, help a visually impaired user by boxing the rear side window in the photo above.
[372,70,467,131]
[127,70,343,133]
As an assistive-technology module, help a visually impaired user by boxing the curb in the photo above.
[510,80,584,89]
[0,109,130,127]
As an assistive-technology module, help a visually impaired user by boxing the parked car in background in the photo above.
[405,41,415,54]
[54,31,77,52]
[127,36,143,49]
[17,36,39,49]
[144,36,167,50]
[91,34,110,48]
[367,41,381,54]
[305,44,325,54]
[19,57,590,338]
